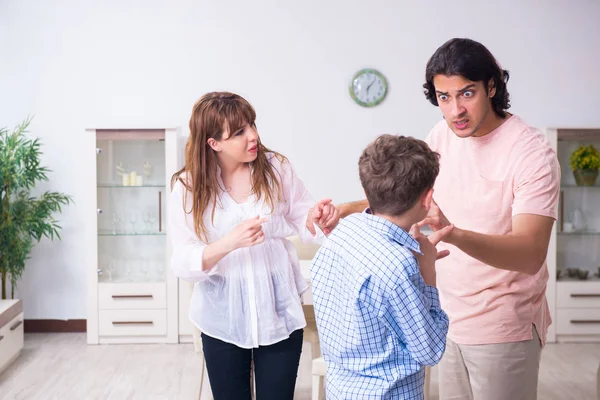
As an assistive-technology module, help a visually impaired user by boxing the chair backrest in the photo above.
[287,235,321,260]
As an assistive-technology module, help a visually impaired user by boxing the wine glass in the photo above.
[128,212,138,234]
[107,259,117,281]
[143,212,152,233]
[112,213,121,235]
[125,261,134,282]
[141,260,150,282]
[148,212,157,233]
[156,262,165,280]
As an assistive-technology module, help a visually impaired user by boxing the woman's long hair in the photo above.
[171,92,286,241]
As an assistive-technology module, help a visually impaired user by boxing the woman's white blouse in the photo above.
[169,154,324,349]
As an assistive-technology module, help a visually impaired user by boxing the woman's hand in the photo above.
[307,198,340,235]
[316,203,340,235]
[223,216,268,251]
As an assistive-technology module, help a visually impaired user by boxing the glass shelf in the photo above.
[561,185,600,189]
[558,231,600,236]
[98,276,164,284]
[98,230,166,237]
[557,277,600,282]
[97,184,165,188]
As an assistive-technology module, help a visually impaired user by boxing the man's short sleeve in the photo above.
[512,147,561,219]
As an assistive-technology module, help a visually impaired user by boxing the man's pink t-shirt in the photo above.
[425,115,560,346]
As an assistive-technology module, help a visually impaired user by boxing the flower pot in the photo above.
[573,169,599,186]
[577,269,590,280]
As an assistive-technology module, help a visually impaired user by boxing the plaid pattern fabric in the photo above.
[311,210,449,399]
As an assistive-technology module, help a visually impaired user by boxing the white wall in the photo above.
[1,0,599,319]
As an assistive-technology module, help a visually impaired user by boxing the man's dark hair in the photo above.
[423,38,511,118]
[359,135,439,216]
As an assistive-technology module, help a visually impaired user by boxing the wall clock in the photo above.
[349,68,388,107]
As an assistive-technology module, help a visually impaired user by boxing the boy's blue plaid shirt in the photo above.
[310,210,449,399]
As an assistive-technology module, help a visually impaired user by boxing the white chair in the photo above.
[312,356,327,400]
[287,234,322,361]
[424,366,431,399]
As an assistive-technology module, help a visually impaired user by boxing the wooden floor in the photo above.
[0,333,598,399]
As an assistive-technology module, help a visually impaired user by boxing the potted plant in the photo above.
[0,117,72,300]
[569,144,600,186]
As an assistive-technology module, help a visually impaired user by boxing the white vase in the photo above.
[572,208,587,232]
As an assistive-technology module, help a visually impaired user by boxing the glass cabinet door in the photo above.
[95,130,167,284]
[557,131,600,282]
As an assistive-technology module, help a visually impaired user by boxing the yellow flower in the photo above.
[570,144,600,171]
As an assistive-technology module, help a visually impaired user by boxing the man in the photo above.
[312,38,560,400]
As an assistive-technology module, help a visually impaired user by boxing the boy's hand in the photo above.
[410,223,454,287]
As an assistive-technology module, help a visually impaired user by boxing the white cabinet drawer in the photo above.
[0,312,24,371]
[556,309,600,335]
[557,281,600,308]
[99,309,167,336]
[99,283,166,310]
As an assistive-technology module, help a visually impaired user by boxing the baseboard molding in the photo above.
[24,319,86,333]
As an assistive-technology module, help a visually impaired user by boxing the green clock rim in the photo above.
[349,68,388,108]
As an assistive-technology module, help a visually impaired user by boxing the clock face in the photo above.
[349,68,388,107]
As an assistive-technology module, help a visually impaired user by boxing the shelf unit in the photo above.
[546,127,600,343]
[84,128,179,344]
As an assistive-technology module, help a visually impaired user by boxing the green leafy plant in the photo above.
[569,144,600,171]
[0,117,72,299]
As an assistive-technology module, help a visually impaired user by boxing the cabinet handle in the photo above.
[112,321,154,325]
[570,294,600,298]
[111,294,153,299]
[0,335,4,342]
[10,320,23,331]
[570,320,600,324]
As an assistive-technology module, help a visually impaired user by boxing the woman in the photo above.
[169,91,338,399]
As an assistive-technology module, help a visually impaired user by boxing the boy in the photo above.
[310,134,452,399]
